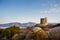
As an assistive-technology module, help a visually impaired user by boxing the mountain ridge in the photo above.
[0,22,36,28]
[0,22,58,29]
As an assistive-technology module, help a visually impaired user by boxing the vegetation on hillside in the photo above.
[0,23,60,40]
[0,25,20,40]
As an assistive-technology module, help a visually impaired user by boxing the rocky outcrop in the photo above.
[25,27,48,40]
[47,27,60,40]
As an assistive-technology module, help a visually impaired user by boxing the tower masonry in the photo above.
[40,17,48,26]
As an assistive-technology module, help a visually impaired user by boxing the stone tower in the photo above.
[40,17,48,26]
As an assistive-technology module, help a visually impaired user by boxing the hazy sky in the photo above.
[0,0,60,24]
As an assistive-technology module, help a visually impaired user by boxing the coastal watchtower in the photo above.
[40,17,48,26]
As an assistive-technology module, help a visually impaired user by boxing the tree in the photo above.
[9,25,20,37]
[1,25,20,39]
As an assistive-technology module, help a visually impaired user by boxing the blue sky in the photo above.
[0,0,60,24]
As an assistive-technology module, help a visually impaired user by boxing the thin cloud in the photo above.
[40,2,60,14]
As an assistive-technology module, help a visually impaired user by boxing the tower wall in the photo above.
[40,17,48,26]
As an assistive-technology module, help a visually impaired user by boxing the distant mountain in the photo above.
[48,23,58,26]
[0,22,36,28]
[0,22,59,29]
